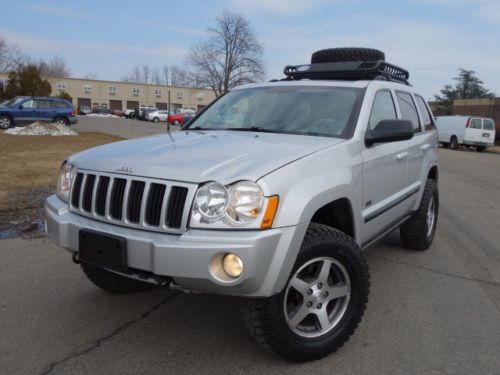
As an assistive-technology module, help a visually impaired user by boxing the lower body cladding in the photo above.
[45,195,308,297]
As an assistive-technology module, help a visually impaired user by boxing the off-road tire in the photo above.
[476,146,486,152]
[400,179,439,250]
[449,136,458,150]
[240,223,370,362]
[0,115,13,129]
[311,47,385,64]
[82,263,153,294]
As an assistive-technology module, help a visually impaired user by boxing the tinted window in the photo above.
[55,101,69,109]
[470,119,482,129]
[369,91,397,130]
[396,92,420,132]
[188,86,363,138]
[21,100,35,109]
[483,119,494,130]
[415,95,434,131]
[37,100,52,109]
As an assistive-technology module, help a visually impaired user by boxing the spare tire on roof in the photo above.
[311,47,385,64]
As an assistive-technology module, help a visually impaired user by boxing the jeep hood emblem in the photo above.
[116,165,134,174]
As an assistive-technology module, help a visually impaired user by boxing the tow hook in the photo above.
[72,252,80,264]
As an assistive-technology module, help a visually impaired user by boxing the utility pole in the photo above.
[167,90,171,133]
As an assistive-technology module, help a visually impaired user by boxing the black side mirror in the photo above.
[365,119,414,147]
[18,105,23,110]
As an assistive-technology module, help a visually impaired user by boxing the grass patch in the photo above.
[0,131,123,211]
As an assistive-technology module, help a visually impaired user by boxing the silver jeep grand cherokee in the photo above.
[45,48,438,362]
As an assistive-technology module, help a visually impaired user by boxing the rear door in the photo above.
[465,118,483,144]
[480,119,495,145]
[361,90,410,244]
[36,99,56,122]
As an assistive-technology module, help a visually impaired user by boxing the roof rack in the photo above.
[282,61,410,85]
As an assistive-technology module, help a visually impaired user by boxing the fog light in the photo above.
[222,253,243,278]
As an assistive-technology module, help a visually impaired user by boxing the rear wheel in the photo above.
[476,146,486,152]
[400,179,439,250]
[173,120,180,126]
[0,115,12,129]
[81,263,153,294]
[153,117,159,123]
[241,223,369,362]
[54,117,69,126]
[449,136,458,150]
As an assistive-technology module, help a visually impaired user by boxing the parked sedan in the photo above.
[147,110,169,123]
[78,105,92,115]
[168,113,185,126]
[110,109,124,117]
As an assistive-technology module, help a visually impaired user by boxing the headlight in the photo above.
[56,162,73,203]
[192,182,229,223]
[190,181,278,229]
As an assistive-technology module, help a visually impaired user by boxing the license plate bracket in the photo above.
[483,133,490,138]
[79,229,127,272]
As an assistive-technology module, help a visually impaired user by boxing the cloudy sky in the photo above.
[1,0,499,99]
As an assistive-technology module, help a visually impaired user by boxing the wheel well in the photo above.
[428,166,438,183]
[311,198,354,238]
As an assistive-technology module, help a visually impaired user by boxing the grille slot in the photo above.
[166,186,188,228]
[82,174,96,212]
[110,178,127,220]
[95,176,110,216]
[71,173,84,208]
[145,183,166,226]
[127,181,146,223]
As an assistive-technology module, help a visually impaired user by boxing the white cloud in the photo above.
[230,0,337,15]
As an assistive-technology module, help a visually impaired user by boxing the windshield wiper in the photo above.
[226,127,281,134]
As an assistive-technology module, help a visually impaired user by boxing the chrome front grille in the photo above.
[69,170,195,234]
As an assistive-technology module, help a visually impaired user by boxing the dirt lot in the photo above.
[0,130,122,236]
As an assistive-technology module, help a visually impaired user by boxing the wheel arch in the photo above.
[310,198,355,240]
[428,165,438,183]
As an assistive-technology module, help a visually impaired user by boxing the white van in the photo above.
[436,116,496,152]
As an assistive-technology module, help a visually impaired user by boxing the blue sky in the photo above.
[1,0,499,99]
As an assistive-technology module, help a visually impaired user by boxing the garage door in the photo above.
[77,98,91,108]
[156,102,168,110]
[109,100,122,111]
[126,101,139,110]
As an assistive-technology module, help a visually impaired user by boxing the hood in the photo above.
[69,130,343,184]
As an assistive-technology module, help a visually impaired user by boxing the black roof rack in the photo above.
[282,61,410,85]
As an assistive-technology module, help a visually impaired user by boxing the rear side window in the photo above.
[55,101,69,109]
[483,119,494,130]
[37,100,52,109]
[368,90,397,130]
[414,95,435,131]
[470,119,482,129]
[396,92,421,132]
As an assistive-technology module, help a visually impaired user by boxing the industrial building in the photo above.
[0,74,216,112]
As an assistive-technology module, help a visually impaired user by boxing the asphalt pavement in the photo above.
[1,121,499,374]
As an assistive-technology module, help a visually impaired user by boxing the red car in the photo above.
[167,113,185,126]
[110,109,124,117]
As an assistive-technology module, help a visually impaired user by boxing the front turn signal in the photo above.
[261,196,279,229]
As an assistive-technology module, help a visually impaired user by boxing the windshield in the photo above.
[4,97,25,107]
[186,85,363,138]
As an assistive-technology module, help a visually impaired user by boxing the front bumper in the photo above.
[45,195,307,297]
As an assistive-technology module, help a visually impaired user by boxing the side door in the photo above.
[399,92,427,204]
[16,99,37,125]
[35,99,56,122]
[361,90,411,244]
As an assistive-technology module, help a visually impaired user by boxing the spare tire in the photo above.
[311,47,385,64]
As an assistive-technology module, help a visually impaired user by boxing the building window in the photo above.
[83,84,92,93]
[154,89,162,97]
[0,79,7,92]
[196,92,204,100]
[109,86,117,94]
[56,82,66,90]
[176,91,184,98]
[132,87,140,96]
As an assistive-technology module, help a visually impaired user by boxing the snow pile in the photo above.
[85,113,121,118]
[4,122,78,136]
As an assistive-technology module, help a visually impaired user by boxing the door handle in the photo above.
[420,144,430,151]
[396,151,409,160]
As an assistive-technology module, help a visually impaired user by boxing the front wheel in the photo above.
[54,117,69,126]
[173,119,180,126]
[449,136,458,150]
[241,224,370,362]
[153,117,159,123]
[0,115,12,129]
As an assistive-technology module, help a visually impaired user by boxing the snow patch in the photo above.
[4,122,78,136]
[85,113,121,118]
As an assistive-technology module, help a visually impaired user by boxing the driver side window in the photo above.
[369,91,397,130]
[21,100,35,109]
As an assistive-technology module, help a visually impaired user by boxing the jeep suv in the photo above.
[45,48,438,362]
[0,96,77,128]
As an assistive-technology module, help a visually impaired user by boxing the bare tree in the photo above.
[0,36,27,73]
[161,65,170,85]
[151,67,162,84]
[38,55,71,78]
[170,65,191,87]
[186,11,265,96]
[83,72,97,80]
[141,64,152,84]
[122,65,142,83]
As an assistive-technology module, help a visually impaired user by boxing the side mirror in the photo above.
[18,105,23,110]
[365,119,414,147]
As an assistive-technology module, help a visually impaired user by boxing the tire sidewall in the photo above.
[0,115,12,129]
[422,180,439,247]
